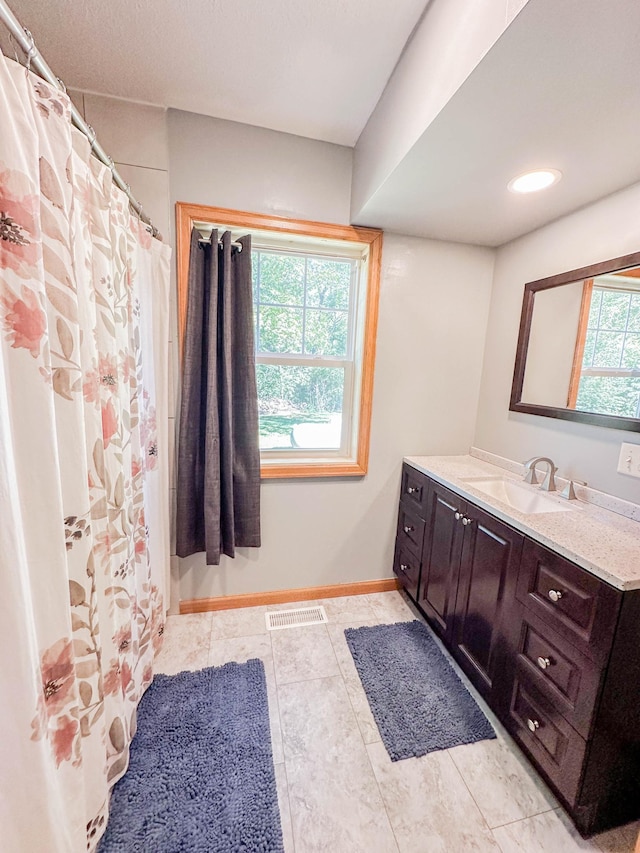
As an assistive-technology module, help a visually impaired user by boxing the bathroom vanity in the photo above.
[393,453,640,836]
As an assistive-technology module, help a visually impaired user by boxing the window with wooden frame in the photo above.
[176,203,383,478]
[568,270,640,418]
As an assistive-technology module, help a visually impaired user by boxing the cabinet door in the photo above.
[418,482,465,639]
[453,505,523,702]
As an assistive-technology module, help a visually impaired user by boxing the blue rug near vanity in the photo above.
[345,620,495,760]
[98,659,284,853]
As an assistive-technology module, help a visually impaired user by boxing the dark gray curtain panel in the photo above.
[176,228,261,565]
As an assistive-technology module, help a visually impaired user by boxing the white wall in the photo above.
[168,109,495,602]
[474,179,640,502]
[168,110,353,224]
[351,0,529,220]
[521,280,584,407]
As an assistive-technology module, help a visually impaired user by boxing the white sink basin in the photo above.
[464,478,574,514]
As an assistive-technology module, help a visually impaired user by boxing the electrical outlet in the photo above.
[617,442,640,478]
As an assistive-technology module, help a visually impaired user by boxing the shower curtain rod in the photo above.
[0,0,161,240]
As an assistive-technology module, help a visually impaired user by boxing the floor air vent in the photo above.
[265,605,328,631]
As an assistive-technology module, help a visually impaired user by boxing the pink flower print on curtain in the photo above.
[0,49,171,853]
[0,165,40,276]
[30,638,82,769]
[1,283,47,357]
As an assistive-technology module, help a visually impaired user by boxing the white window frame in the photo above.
[253,242,362,463]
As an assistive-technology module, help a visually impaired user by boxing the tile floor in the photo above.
[154,590,640,853]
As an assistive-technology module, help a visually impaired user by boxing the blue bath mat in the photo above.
[99,659,284,852]
[345,620,495,760]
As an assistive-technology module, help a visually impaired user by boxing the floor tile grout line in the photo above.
[346,676,402,852]
[326,615,402,852]
[326,623,383,744]
[271,622,342,687]
[447,744,556,833]
[271,630,297,853]
[439,749,498,841]
[485,805,561,832]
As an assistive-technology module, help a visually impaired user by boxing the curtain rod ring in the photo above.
[86,124,97,147]
[22,28,36,60]
[56,77,67,94]
[22,28,36,75]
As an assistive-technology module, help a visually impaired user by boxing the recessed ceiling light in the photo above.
[507,169,562,194]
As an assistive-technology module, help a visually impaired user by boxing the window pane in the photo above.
[258,306,303,353]
[598,290,630,330]
[592,331,624,368]
[622,333,640,369]
[628,294,640,332]
[575,375,640,418]
[306,258,352,309]
[587,289,602,327]
[258,252,305,305]
[581,328,596,367]
[304,309,348,357]
[256,364,344,450]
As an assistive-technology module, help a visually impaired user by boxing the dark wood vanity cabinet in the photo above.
[418,481,462,639]
[393,462,640,836]
[452,502,523,706]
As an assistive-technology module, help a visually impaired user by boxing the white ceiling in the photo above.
[6,0,428,146]
[353,0,640,246]
[6,0,640,248]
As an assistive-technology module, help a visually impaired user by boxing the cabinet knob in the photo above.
[526,718,540,733]
[403,525,414,534]
[462,516,472,526]
[454,511,462,520]
[537,656,551,670]
[400,564,409,572]
[407,486,419,494]
[548,589,563,603]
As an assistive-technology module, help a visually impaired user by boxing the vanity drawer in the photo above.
[397,504,426,555]
[513,608,604,739]
[516,540,622,664]
[400,464,429,517]
[509,673,587,806]
[393,540,421,599]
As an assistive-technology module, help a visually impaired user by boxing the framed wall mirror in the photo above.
[510,251,640,432]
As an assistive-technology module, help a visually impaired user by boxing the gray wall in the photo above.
[474,179,640,502]
[168,109,495,603]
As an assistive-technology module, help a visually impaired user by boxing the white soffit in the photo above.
[352,0,640,247]
[5,0,428,146]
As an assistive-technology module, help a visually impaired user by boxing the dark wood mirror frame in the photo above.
[510,250,640,433]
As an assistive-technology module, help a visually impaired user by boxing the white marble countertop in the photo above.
[404,454,640,592]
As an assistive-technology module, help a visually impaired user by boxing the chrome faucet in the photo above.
[523,457,557,492]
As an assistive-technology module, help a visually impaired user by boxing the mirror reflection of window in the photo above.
[569,269,640,417]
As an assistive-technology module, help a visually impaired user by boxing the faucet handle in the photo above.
[559,479,586,501]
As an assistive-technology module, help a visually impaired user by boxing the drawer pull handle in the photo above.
[548,589,564,603]
[526,718,540,733]
[407,486,419,495]
[537,656,552,670]
[462,517,472,526]
[454,511,462,520]
[403,525,414,534]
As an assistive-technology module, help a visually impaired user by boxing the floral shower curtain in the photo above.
[0,49,171,853]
